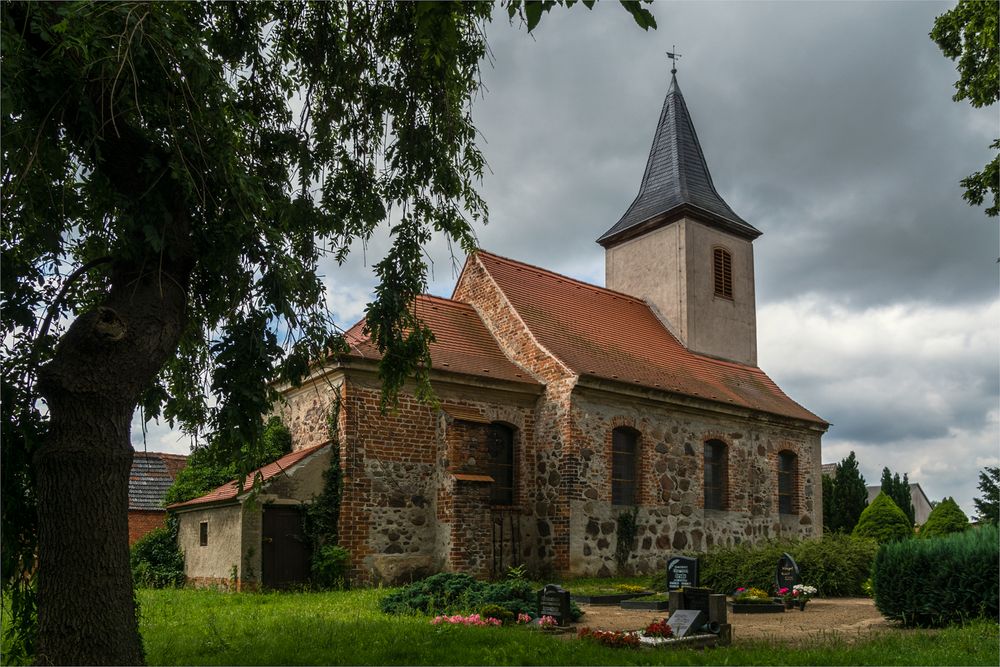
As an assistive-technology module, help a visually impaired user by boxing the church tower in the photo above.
[598,69,761,366]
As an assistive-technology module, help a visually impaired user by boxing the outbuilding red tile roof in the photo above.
[473,250,826,425]
[168,443,328,510]
[343,294,537,386]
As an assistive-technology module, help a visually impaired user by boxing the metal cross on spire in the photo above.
[666,46,682,74]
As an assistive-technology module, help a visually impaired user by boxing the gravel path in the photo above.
[573,597,894,644]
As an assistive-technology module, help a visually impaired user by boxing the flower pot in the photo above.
[797,600,808,611]
[783,600,795,610]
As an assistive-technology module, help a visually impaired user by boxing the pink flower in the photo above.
[736,587,745,592]
[778,587,789,595]
[517,613,532,624]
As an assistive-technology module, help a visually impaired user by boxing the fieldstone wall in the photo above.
[567,386,822,576]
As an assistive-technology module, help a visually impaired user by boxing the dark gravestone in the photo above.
[536,584,571,626]
[666,609,705,638]
[666,555,699,591]
[775,552,800,592]
[681,587,712,620]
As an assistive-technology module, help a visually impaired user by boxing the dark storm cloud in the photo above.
[472,1,998,307]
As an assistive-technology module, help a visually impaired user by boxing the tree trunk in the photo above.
[35,260,189,665]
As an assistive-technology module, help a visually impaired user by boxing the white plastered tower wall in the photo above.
[605,216,757,365]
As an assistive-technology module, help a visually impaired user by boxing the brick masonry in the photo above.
[128,510,167,546]
[268,253,824,584]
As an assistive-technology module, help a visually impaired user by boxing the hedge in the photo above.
[693,533,877,597]
[873,524,998,627]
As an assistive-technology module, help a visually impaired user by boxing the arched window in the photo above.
[713,247,733,300]
[778,451,797,514]
[612,427,639,505]
[487,424,515,505]
[704,440,727,510]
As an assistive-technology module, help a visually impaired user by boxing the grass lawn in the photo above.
[138,588,999,666]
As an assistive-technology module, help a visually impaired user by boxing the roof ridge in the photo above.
[474,249,650,306]
[416,293,475,309]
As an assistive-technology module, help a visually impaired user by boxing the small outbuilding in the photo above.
[169,444,330,590]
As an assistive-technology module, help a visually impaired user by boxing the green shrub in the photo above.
[696,539,794,594]
[792,533,878,597]
[853,492,913,543]
[311,545,350,589]
[130,524,184,588]
[920,497,970,538]
[696,534,876,597]
[379,572,582,621]
[873,524,998,627]
[478,603,514,624]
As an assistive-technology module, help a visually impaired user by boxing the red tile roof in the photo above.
[472,250,826,425]
[343,294,537,386]
[168,443,328,510]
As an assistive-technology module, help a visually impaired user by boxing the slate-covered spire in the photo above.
[598,72,760,246]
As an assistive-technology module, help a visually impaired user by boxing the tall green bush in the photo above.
[696,534,877,597]
[873,524,998,627]
[130,522,184,588]
[792,533,878,597]
[853,492,912,543]
[920,497,969,538]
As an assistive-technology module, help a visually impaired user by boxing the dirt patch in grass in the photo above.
[573,597,899,644]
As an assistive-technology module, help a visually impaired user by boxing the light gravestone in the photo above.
[536,584,571,627]
[666,555,699,591]
[665,609,704,638]
[775,552,800,592]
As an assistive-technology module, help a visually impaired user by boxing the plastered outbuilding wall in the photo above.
[175,446,331,589]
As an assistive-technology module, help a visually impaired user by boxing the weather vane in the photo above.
[666,46,682,74]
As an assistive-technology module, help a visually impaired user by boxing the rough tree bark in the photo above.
[29,111,193,667]
[34,269,188,665]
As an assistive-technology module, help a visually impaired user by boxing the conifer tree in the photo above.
[831,452,868,533]
[974,466,999,525]
[880,467,915,526]
[853,492,912,543]
[920,497,969,538]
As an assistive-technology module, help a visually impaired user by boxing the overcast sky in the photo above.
[136,1,998,518]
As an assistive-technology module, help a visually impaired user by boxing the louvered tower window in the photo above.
[713,247,733,299]
[704,440,727,510]
[778,451,797,514]
[487,424,515,505]
[612,427,639,505]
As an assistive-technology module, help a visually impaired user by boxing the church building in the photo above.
[172,70,827,588]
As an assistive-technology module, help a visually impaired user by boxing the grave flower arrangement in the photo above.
[777,587,793,603]
[642,618,674,639]
[792,584,817,601]
[577,628,641,648]
[537,615,558,628]
[731,586,773,604]
[430,613,502,627]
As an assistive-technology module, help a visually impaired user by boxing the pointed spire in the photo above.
[598,71,760,247]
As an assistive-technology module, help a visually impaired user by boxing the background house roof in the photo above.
[343,294,538,386]
[168,443,327,510]
[129,452,188,511]
[474,250,825,425]
[598,73,760,246]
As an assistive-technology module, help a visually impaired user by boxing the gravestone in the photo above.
[681,586,712,620]
[775,552,800,592]
[666,555,699,591]
[536,584,571,626]
[665,609,704,638]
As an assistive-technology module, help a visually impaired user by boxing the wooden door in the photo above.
[261,506,311,589]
